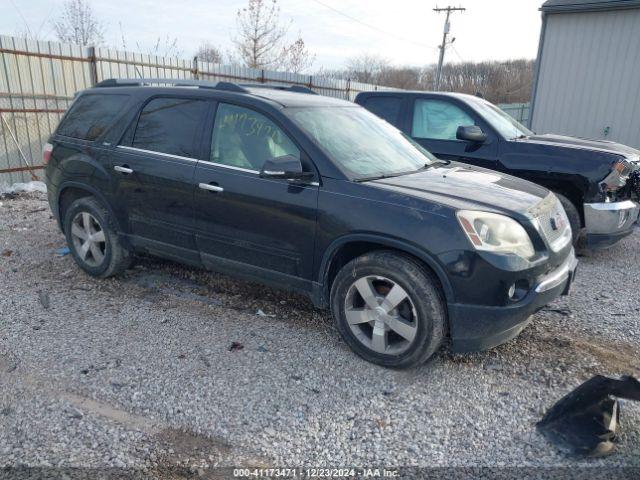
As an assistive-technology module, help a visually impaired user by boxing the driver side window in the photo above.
[411,99,475,141]
[210,103,299,171]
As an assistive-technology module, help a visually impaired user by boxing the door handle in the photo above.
[198,182,224,193]
[114,165,133,174]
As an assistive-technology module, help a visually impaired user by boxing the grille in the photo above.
[529,194,571,251]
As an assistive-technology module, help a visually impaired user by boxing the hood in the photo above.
[520,134,640,164]
[367,162,549,217]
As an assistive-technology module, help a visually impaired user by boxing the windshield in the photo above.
[286,106,438,179]
[471,99,533,140]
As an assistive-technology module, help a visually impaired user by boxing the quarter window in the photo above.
[362,96,403,127]
[132,97,209,158]
[412,99,475,140]
[210,103,299,171]
[57,94,129,141]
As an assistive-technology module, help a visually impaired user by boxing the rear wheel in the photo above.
[63,197,131,278]
[330,251,446,368]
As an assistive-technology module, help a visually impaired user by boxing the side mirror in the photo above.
[259,155,313,181]
[456,125,487,143]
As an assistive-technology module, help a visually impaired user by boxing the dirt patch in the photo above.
[542,334,640,374]
[153,428,269,479]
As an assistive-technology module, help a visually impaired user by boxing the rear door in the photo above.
[409,97,498,170]
[110,96,211,263]
[192,102,319,291]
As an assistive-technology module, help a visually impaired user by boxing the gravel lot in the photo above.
[1,192,639,476]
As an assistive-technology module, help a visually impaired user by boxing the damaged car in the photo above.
[356,91,640,248]
[45,79,577,367]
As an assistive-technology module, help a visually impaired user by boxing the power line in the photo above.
[309,0,436,50]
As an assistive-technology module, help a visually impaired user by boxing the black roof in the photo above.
[541,0,640,13]
[92,78,353,108]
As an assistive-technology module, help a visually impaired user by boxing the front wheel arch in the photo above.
[318,234,454,308]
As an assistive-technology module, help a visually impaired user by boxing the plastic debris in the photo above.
[537,375,640,457]
[56,247,70,257]
[256,309,275,317]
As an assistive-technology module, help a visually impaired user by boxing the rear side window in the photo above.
[132,97,209,158]
[57,94,129,141]
[361,96,403,127]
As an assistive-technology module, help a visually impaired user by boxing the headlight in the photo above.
[456,210,535,259]
[600,159,632,192]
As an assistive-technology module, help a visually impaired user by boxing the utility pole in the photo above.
[433,5,465,91]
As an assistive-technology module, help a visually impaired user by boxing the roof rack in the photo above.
[94,78,317,95]
[94,78,249,93]
[239,83,318,95]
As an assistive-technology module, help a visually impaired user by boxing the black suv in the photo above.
[44,79,577,368]
[356,91,640,249]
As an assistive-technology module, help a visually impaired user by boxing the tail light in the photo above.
[42,142,53,164]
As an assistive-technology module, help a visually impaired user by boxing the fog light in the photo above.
[508,280,530,302]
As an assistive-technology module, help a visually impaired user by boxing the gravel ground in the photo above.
[1,192,639,477]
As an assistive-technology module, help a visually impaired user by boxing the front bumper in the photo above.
[584,200,639,248]
[448,249,578,352]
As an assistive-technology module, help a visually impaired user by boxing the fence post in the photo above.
[260,70,265,83]
[346,77,351,100]
[87,46,98,86]
[192,56,199,80]
[308,75,313,89]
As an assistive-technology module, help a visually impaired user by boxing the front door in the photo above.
[410,97,498,170]
[193,102,319,291]
[110,96,210,263]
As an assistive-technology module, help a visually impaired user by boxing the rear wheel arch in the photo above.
[58,183,122,233]
[319,235,454,307]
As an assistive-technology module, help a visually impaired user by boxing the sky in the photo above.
[1,0,544,70]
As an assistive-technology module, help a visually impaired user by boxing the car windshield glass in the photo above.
[471,99,533,140]
[285,106,437,179]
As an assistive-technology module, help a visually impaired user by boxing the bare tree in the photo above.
[282,37,315,73]
[196,42,224,64]
[144,35,183,58]
[346,54,390,83]
[233,0,288,69]
[233,0,315,72]
[54,0,105,46]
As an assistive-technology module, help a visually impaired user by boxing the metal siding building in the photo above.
[530,0,640,147]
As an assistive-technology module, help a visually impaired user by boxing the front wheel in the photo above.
[330,251,446,368]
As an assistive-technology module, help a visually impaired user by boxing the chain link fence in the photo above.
[0,35,393,185]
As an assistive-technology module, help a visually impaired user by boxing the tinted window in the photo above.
[132,97,209,158]
[362,96,402,126]
[210,103,299,171]
[57,94,129,141]
[412,99,475,140]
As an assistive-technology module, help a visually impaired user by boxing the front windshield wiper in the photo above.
[354,163,435,182]
[511,134,529,140]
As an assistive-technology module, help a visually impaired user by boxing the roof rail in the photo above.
[240,83,318,95]
[94,78,249,93]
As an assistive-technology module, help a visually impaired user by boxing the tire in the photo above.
[554,192,582,246]
[330,250,446,368]
[63,196,131,278]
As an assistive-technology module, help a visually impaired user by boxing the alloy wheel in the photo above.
[344,275,419,355]
[70,212,107,267]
